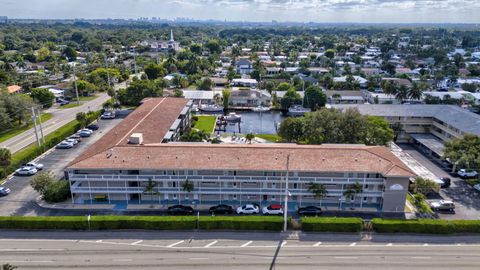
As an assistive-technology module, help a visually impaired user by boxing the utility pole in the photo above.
[31,107,41,147]
[72,64,80,105]
[133,48,138,76]
[283,154,290,232]
[36,108,45,146]
[104,53,111,89]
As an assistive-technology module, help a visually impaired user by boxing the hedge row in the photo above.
[0,216,197,230]
[372,219,480,234]
[301,217,363,232]
[199,216,283,231]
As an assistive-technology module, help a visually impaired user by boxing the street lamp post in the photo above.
[283,154,291,232]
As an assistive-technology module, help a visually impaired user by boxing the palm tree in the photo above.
[308,182,328,207]
[342,188,355,209]
[408,82,423,100]
[245,133,255,144]
[351,182,364,208]
[182,179,194,193]
[395,85,409,103]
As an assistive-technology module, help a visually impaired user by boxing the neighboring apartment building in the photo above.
[67,101,415,213]
[229,89,271,108]
[332,104,480,158]
[235,59,253,75]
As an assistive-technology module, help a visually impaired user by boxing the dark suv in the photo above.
[209,204,234,215]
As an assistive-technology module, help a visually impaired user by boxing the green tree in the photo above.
[197,78,213,90]
[308,182,328,207]
[76,112,88,128]
[144,62,166,80]
[413,177,440,195]
[278,117,305,143]
[395,85,409,103]
[444,134,480,173]
[75,80,97,97]
[324,49,335,59]
[30,88,55,108]
[43,180,70,203]
[117,79,163,106]
[280,89,302,111]
[205,39,222,54]
[182,179,194,193]
[246,133,255,144]
[0,148,11,167]
[364,116,394,146]
[408,82,424,100]
[30,171,54,195]
[222,89,231,110]
[303,85,326,111]
[275,82,293,92]
[63,46,77,61]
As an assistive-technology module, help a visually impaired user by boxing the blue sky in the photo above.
[1,0,479,23]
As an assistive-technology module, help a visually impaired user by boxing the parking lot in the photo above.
[0,117,124,216]
[398,144,480,220]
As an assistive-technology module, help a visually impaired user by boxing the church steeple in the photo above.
[170,29,174,42]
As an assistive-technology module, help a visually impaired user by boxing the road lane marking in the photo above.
[281,241,287,247]
[349,242,357,246]
[411,256,431,259]
[0,249,65,252]
[241,241,253,247]
[334,257,358,259]
[188,257,209,260]
[204,240,218,248]
[131,240,143,245]
[96,240,103,243]
[167,240,184,248]
[313,242,322,247]
[423,243,429,246]
[386,243,393,246]
[112,259,133,262]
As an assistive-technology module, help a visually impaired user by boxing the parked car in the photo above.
[209,204,234,215]
[428,200,455,212]
[64,138,79,146]
[59,100,70,106]
[56,141,74,149]
[167,205,194,215]
[236,204,259,214]
[262,204,284,215]
[101,111,116,119]
[78,131,92,137]
[0,186,11,197]
[457,169,478,179]
[24,161,44,170]
[69,134,82,142]
[297,206,322,216]
[440,177,451,188]
[87,124,99,130]
[15,166,38,176]
[474,184,480,192]
[80,128,94,134]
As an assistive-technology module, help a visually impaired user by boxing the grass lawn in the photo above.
[71,95,99,102]
[466,179,479,187]
[59,102,82,109]
[0,113,53,143]
[193,116,216,133]
[407,193,434,215]
[255,134,282,142]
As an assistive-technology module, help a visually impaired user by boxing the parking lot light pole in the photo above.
[283,154,290,232]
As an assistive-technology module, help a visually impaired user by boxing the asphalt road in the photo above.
[399,144,480,220]
[0,92,111,153]
[0,117,124,216]
[1,231,480,269]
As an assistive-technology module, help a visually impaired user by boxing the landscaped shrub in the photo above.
[43,180,71,203]
[199,216,283,231]
[90,216,197,230]
[0,216,88,230]
[371,219,480,234]
[301,217,363,232]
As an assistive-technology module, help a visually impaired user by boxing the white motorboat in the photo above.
[191,104,199,113]
[200,104,224,113]
[288,105,311,116]
[224,112,242,122]
[251,106,271,113]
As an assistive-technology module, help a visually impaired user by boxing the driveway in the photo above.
[398,144,480,220]
[0,117,124,216]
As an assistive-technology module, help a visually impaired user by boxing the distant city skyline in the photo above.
[1,0,480,23]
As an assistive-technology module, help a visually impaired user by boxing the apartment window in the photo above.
[233,194,237,199]
[233,182,237,187]
[293,183,298,189]
[172,182,176,188]
[365,185,369,189]
[173,194,177,199]
[363,197,368,202]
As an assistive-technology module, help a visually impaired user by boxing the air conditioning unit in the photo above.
[129,133,143,145]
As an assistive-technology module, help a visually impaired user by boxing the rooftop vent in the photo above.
[129,133,144,145]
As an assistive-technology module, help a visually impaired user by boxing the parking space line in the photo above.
[349,242,357,246]
[204,240,218,248]
[334,257,358,259]
[167,240,184,248]
[281,241,287,247]
[313,242,322,247]
[386,243,393,246]
[130,240,143,245]
[241,241,253,247]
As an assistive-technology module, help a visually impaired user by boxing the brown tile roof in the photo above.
[7,85,22,94]
[68,143,415,177]
[70,97,188,167]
